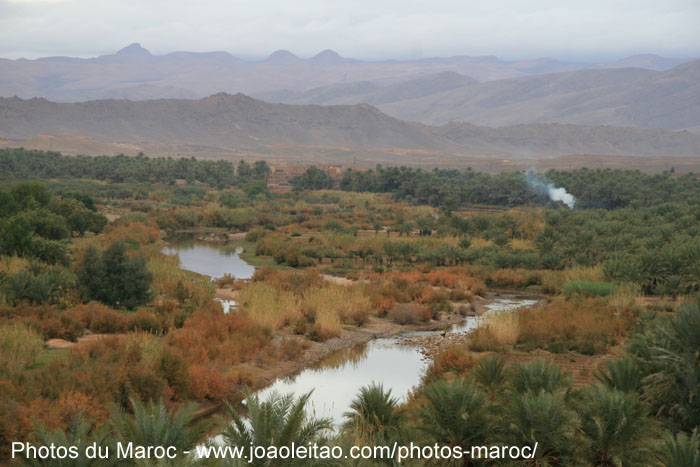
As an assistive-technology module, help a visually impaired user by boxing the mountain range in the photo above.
[0,43,692,104]
[2,93,699,158]
[259,60,700,131]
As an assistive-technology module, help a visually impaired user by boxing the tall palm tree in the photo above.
[222,390,332,467]
[658,429,700,467]
[344,383,404,444]
[414,379,488,466]
[110,398,212,467]
[499,389,583,466]
[579,386,657,466]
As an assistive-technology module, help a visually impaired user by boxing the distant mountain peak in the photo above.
[265,50,303,63]
[115,43,151,57]
[309,49,346,64]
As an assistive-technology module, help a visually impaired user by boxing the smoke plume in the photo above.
[526,172,576,209]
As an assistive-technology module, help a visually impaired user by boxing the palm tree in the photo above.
[110,398,212,467]
[414,379,488,466]
[594,358,642,393]
[19,414,116,467]
[639,301,700,431]
[222,390,332,467]
[508,359,572,395]
[658,429,700,467]
[579,386,657,466]
[344,383,404,443]
[472,355,506,391]
[499,389,583,466]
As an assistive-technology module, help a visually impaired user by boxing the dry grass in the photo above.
[0,255,32,275]
[517,298,634,354]
[510,238,536,251]
[303,284,372,328]
[468,311,519,351]
[0,324,44,374]
[608,283,644,310]
[148,252,215,306]
[563,265,605,283]
[237,282,301,330]
[469,237,493,249]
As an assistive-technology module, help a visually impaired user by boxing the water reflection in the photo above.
[258,335,427,427]
[163,238,255,279]
[257,297,538,428]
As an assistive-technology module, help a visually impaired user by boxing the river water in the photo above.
[167,241,537,428]
[163,239,255,280]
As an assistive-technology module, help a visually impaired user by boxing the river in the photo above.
[167,240,536,428]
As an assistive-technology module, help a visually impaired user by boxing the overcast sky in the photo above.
[1,0,699,61]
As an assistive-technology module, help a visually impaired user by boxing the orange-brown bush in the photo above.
[280,338,309,360]
[168,303,274,366]
[0,303,85,341]
[127,309,163,334]
[102,221,160,247]
[63,302,127,334]
[389,303,431,325]
[517,298,633,354]
[422,346,476,383]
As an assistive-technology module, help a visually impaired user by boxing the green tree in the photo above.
[10,182,50,210]
[78,242,152,309]
[0,214,33,256]
[242,180,271,199]
[253,160,272,182]
[291,167,336,191]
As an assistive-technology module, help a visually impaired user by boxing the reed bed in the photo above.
[468,311,520,351]
[0,323,44,374]
[303,284,373,328]
[237,282,301,330]
[148,252,215,306]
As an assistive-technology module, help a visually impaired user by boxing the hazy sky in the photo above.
[1,0,699,60]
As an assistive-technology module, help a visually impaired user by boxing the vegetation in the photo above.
[2,149,699,464]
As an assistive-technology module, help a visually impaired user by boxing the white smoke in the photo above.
[526,172,576,209]
[546,186,576,209]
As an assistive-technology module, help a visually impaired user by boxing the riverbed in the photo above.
[167,240,537,428]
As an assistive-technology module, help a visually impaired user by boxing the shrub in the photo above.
[468,311,519,351]
[563,280,618,298]
[127,310,162,334]
[389,304,429,325]
[63,302,126,334]
[280,338,309,360]
[518,298,632,354]
[0,324,44,375]
[423,347,476,383]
